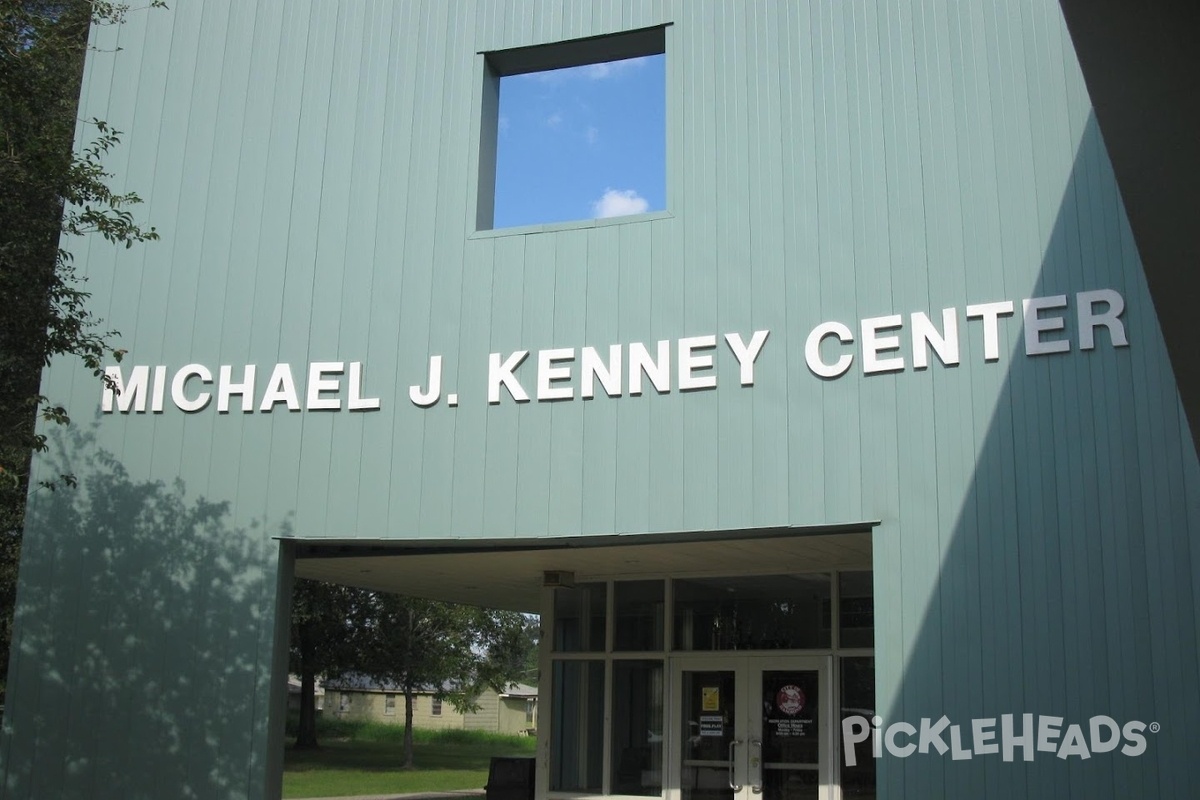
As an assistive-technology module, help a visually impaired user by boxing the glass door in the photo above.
[753,660,827,800]
[671,656,831,800]
[678,663,739,800]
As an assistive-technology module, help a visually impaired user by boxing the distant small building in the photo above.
[285,675,324,713]
[324,675,537,736]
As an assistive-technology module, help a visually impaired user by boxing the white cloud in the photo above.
[498,115,510,133]
[525,70,564,85]
[519,55,651,84]
[545,112,563,128]
[584,62,614,80]
[585,126,599,145]
[583,55,650,80]
[592,188,649,219]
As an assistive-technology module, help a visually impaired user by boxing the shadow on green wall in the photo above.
[878,113,1198,798]
[0,425,288,799]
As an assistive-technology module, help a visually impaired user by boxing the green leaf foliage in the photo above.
[289,580,538,765]
[289,579,375,749]
[0,0,161,693]
[347,593,536,768]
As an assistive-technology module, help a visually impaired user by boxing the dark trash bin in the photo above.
[485,756,535,800]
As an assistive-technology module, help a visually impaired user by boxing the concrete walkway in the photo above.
[293,792,485,800]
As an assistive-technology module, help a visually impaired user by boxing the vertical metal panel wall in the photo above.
[2,1,1196,798]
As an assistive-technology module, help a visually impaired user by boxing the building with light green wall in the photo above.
[2,1,1197,798]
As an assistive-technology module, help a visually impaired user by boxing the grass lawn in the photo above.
[282,722,536,799]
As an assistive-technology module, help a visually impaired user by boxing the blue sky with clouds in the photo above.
[493,54,666,229]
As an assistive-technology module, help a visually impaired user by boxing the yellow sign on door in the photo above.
[701,686,720,711]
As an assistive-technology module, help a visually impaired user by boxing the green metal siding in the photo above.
[2,1,1197,798]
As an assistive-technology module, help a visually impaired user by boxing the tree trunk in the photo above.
[293,623,320,749]
[402,605,417,769]
[404,679,415,769]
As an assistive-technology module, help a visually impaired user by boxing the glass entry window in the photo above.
[759,669,821,799]
[545,571,872,797]
[672,656,830,800]
[679,669,737,800]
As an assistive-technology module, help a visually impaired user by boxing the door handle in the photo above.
[728,738,744,791]
[749,738,763,794]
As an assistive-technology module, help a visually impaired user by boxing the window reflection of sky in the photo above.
[494,54,666,228]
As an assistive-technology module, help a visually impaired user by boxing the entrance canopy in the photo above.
[292,526,876,612]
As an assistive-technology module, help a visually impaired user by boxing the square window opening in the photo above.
[479,26,667,231]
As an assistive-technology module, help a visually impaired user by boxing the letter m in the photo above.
[102,365,149,413]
